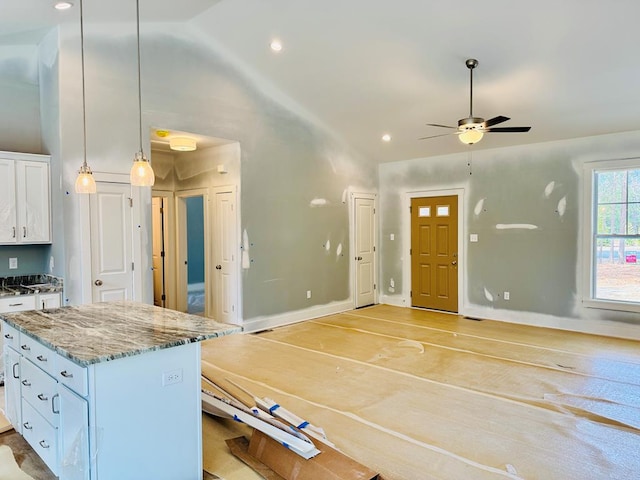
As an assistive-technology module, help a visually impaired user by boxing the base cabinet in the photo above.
[3,319,202,480]
[4,345,22,433]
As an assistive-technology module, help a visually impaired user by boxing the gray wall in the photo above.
[12,22,375,321]
[379,130,640,332]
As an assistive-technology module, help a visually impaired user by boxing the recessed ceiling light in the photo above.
[270,39,283,52]
[54,1,74,10]
[382,134,392,142]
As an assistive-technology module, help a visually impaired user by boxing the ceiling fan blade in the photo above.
[419,132,456,140]
[426,123,457,129]
[485,126,531,133]
[483,116,510,128]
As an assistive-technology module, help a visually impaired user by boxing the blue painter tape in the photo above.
[282,442,290,449]
[297,421,309,429]
[233,415,243,423]
[269,404,281,413]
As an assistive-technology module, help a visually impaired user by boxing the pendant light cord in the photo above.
[80,0,88,169]
[136,0,144,155]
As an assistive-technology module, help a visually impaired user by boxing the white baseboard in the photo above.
[242,300,354,333]
[462,306,640,340]
[377,296,640,340]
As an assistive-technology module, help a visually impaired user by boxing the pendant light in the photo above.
[130,0,155,187]
[74,0,97,194]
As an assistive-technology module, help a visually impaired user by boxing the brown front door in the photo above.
[411,195,458,312]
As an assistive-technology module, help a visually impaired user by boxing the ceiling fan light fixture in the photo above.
[170,136,197,151]
[459,129,484,145]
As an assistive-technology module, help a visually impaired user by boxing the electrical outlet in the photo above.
[306,290,312,299]
[9,258,18,269]
[162,369,183,386]
[504,291,510,301]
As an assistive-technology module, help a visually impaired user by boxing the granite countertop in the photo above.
[0,274,64,297]
[0,301,241,366]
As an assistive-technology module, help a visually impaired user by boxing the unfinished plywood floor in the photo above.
[201,304,640,480]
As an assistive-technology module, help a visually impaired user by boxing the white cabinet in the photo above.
[0,152,51,245]
[39,293,62,310]
[4,344,22,433]
[2,319,201,480]
[59,385,90,480]
[0,295,37,313]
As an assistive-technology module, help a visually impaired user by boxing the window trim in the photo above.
[583,157,640,313]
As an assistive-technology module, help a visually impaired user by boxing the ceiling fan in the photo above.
[421,59,531,145]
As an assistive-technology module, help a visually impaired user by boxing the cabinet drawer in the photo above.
[0,295,36,312]
[22,400,58,476]
[2,321,20,350]
[56,354,88,397]
[21,358,59,427]
[18,334,56,376]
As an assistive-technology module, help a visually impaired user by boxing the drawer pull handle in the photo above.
[3,333,13,339]
[39,440,50,449]
[60,370,74,378]
[23,422,33,430]
[36,355,47,362]
[12,362,19,379]
[20,344,31,351]
[52,394,60,414]
[22,379,31,387]
[38,393,49,401]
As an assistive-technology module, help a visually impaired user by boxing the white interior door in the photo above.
[90,182,134,302]
[354,196,376,308]
[213,188,238,323]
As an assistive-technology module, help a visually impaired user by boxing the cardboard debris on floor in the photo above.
[229,430,380,480]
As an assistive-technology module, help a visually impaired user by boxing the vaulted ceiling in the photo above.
[3,0,640,163]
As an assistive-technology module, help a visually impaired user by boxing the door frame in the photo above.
[79,172,142,305]
[349,191,378,309]
[151,190,176,310]
[403,188,465,314]
[175,188,211,315]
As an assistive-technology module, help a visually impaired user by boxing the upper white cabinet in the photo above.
[0,152,51,244]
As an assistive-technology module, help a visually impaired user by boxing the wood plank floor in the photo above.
[201,305,640,480]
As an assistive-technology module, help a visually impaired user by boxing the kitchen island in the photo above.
[1,301,241,480]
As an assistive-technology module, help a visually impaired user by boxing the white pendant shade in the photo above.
[75,164,97,193]
[130,152,155,186]
[170,137,197,152]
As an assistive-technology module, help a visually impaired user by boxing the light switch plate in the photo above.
[470,234,478,243]
[9,257,18,269]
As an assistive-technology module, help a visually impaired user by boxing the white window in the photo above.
[583,158,640,312]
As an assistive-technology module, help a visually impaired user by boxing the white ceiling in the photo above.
[3,0,640,163]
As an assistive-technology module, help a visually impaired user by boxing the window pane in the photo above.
[596,204,626,234]
[629,169,640,202]
[436,205,449,217]
[595,237,640,302]
[419,206,431,217]
[596,170,627,204]
[630,203,640,235]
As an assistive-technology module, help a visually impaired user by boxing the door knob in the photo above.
[94,279,103,286]
[216,265,222,270]
[451,261,457,266]
[355,256,363,261]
